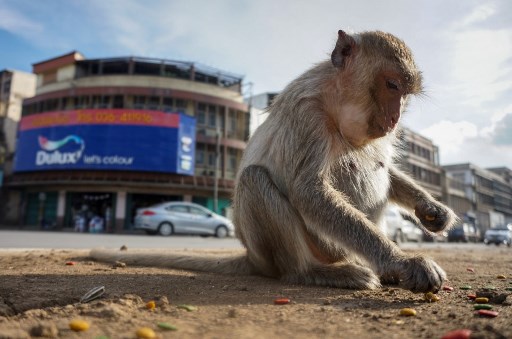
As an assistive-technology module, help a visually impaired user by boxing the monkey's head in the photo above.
[330,30,423,147]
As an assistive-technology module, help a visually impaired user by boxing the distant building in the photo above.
[6,51,249,231]
[0,69,36,174]
[246,92,278,136]
[443,163,512,233]
[398,127,443,200]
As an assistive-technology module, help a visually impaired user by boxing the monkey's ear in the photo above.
[331,30,356,68]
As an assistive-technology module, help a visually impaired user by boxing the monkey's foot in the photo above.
[281,263,381,290]
[397,255,446,293]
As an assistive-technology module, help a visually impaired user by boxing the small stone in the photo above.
[113,261,126,268]
[120,245,128,251]
[496,275,506,280]
[30,322,59,338]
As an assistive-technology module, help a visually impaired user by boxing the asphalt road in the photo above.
[0,230,244,250]
[0,230,505,251]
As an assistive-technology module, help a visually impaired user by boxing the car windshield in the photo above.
[490,225,511,231]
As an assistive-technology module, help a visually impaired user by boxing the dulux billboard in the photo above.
[14,109,196,175]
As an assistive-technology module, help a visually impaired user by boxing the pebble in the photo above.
[157,322,178,331]
[120,245,128,251]
[69,319,90,332]
[473,304,493,310]
[477,310,498,318]
[441,329,471,339]
[475,297,489,304]
[29,323,59,337]
[496,275,506,279]
[399,308,416,316]
[136,327,156,339]
[274,298,291,305]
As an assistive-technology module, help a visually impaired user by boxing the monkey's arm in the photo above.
[388,165,457,233]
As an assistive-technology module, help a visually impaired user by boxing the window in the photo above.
[113,95,124,108]
[148,96,160,110]
[168,205,188,213]
[189,207,209,217]
[197,103,206,125]
[163,97,173,112]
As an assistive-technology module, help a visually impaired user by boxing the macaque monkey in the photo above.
[92,30,457,293]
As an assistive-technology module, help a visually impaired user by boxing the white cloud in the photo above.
[0,2,42,37]
[420,120,479,154]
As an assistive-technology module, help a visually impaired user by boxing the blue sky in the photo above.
[1,0,512,169]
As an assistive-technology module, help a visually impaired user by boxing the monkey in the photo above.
[91,30,457,293]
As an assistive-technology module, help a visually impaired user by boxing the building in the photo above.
[443,163,512,233]
[0,70,36,174]
[0,69,37,224]
[398,127,443,200]
[6,52,250,231]
[247,92,278,136]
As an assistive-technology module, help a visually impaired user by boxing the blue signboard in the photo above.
[14,110,196,175]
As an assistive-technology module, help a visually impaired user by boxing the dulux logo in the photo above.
[36,135,85,166]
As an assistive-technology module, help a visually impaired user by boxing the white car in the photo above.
[134,202,235,237]
[382,205,424,244]
[483,224,512,247]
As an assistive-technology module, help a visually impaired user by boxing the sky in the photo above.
[1,0,511,169]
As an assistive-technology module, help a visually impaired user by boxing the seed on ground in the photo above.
[399,308,417,316]
[65,261,76,266]
[496,275,506,279]
[157,322,178,331]
[474,304,493,310]
[136,327,156,339]
[424,292,440,302]
[69,319,90,332]
[177,304,198,312]
[475,297,489,304]
[146,301,156,310]
[477,310,498,317]
[442,286,454,292]
[459,285,472,290]
[467,294,477,300]
[441,329,472,339]
[483,286,496,290]
[466,268,475,273]
[273,298,291,305]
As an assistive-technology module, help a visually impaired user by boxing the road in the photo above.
[0,230,505,251]
[0,230,244,250]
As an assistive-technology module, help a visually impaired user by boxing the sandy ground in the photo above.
[0,246,511,339]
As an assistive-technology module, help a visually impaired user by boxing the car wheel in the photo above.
[215,225,228,238]
[158,222,174,236]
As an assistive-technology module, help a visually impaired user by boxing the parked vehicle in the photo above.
[382,206,424,244]
[447,222,480,243]
[483,224,512,247]
[134,202,235,237]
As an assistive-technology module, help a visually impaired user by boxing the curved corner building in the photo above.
[11,51,249,232]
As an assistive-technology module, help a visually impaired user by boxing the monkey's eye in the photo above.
[386,80,399,91]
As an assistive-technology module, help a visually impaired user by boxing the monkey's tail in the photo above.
[89,248,255,275]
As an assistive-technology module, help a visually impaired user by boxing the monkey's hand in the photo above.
[414,199,457,233]
[396,255,447,293]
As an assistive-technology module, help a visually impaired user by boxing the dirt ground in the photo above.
[0,246,511,339]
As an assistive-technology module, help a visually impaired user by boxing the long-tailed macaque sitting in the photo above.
[91,30,457,293]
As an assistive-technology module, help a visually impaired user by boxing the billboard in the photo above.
[14,109,196,175]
